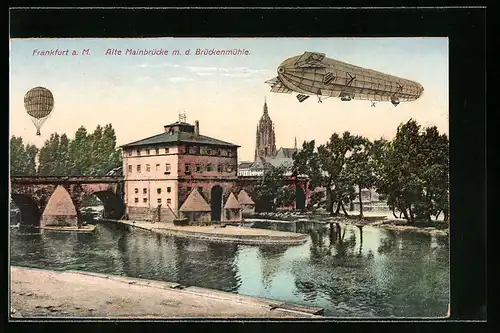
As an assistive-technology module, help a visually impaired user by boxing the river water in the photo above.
[10,219,449,318]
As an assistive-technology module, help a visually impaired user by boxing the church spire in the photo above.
[294,137,297,149]
[263,97,268,114]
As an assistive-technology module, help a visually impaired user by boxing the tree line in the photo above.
[252,119,449,224]
[10,124,122,177]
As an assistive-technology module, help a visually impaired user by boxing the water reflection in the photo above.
[10,221,449,318]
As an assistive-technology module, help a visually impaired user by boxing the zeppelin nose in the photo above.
[278,66,285,74]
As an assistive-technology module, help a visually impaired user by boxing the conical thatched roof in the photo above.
[237,189,255,205]
[179,189,211,212]
[224,192,242,210]
[42,185,77,216]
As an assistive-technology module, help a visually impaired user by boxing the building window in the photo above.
[134,198,139,203]
[167,187,171,193]
[165,148,170,154]
[189,146,198,155]
[146,164,151,172]
[128,165,132,173]
[185,164,191,175]
[137,165,141,173]
[206,164,213,172]
[155,148,160,155]
[167,198,171,204]
[127,150,132,157]
[146,149,150,155]
[187,187,192,192]
[165,163,171,174]
[143,198,148,203]
[217,164,223,173]
[196,164,203,173]
[136,149,141,156]
[207,148,212,155]
[134,188,139,194]
[143,188,147,194]
[157,198,162,204]
[157,188,162,194]
[228,150,233,157]
[220,149,227,156]
[156,164,160,171]
[226,165,233,172]
[216,148,221,155]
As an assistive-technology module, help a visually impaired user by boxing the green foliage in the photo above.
[291,119,449,223]
[373,119,449,223]
[9,124,122,177]
[253,165,294,212]
[292,140,322,189]
[10,136,39,176]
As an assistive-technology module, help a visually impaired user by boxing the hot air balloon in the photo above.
[24,87,54,136]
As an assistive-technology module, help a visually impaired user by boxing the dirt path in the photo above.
[10,266,318,318]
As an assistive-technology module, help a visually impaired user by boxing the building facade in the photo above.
[121,120,239,222]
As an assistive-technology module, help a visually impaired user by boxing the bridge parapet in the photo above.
[11,176,123,184]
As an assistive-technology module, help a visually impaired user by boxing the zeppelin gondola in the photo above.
[265,52,424,106]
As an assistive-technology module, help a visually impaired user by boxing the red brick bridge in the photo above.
[10,176,125,227]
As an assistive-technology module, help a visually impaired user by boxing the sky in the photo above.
[9,38,448,162]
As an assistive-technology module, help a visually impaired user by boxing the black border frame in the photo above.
[5,6,488,333]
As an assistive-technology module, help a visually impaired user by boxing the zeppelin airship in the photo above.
[265,52,424,107]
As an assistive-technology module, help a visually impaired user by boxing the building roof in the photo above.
[275,147,299,159]
[120,131,240,148]
[179,189,211,212]
[43,185,77,216]
[165,121,194,127]
[237,190,255,205]
[238,161,253,169]
[224,192,242,210]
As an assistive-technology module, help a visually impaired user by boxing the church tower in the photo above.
[254,98,277,162]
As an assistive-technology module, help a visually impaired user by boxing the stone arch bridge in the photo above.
[10,176,125,227]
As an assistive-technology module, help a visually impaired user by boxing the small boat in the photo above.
[173,218,189,226]
[40,225,97,233]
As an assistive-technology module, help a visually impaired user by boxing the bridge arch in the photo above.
[11,193,43,227]
[295,185,306,211]
[81,190,126,220]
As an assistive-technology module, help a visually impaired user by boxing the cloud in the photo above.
[222,72,252,78]
[137,76,154,82]
[186,65,271,76]
[137,63,271,80]
[167,77,194,83]
[137,63,181,68]
[195,72,215,77]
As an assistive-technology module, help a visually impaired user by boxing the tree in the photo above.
[38,133,61,176]
[373,119,449,224]
[68,126,91,175]
[345,136,377,218]
[317,132,362,216]
[292,140,322,190]
[10,136,38,176]
[25,144,39,175]
[414,126,449,222]
[253,165,291,212]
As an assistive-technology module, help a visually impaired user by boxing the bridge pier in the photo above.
[10,176,125,227]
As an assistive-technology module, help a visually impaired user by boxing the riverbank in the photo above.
[100,219,309,246]
[249,212,449,236]
[10,266,323,318]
